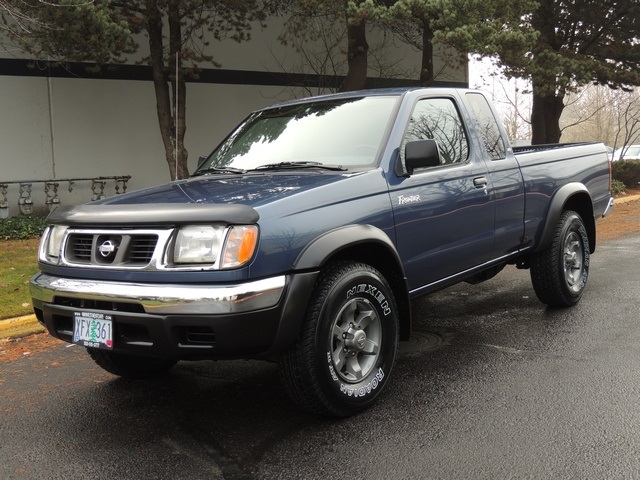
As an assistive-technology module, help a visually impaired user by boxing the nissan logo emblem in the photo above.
[98,240,118,258]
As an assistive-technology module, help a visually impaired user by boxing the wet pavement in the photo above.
[1,234,640,479]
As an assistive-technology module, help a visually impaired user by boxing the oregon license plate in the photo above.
[73,312,113,350]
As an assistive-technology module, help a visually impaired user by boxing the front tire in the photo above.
[530,210,590,307]
[280,262,399,417]
[88,349,177,379]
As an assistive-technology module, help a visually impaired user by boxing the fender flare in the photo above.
[535,183,595,253]
[293,224,412,341]
[294,224,402,270]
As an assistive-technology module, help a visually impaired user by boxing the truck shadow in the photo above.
[55,270,586,477]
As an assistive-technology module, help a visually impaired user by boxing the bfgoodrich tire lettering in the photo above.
[530,210,590,307]
[280,261,399,417]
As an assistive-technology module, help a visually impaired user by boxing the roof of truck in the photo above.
[256,86,479,112]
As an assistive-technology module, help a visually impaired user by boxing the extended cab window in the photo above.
[401,98,469,167]
[465,93,506,161]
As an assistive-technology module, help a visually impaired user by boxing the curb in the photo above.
[614,194,640,204]
[0,314,45,340]
[1,194,639,341]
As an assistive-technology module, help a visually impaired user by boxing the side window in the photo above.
[626,146,640,158]
[465,92,506,161]
[401,98,469,168]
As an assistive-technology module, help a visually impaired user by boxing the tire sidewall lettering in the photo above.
[346,283,392,316]
[319,270,397,406]
[336,367,384,398]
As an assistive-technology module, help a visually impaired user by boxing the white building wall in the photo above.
[1,76,54,178]
[0,19,467,217]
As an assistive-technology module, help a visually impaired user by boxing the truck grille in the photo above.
[70,234,93,261]
[129,235,158,263]
[62,229,163,268]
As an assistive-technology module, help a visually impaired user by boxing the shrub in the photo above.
[611,180,626,195]
[612,159,640,190]
[0,216,47,240]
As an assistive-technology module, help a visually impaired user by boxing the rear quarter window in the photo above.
[465,93,507,161]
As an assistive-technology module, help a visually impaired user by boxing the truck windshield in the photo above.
[195,96,398,173]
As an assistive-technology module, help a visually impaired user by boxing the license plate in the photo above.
[73,312,113,350]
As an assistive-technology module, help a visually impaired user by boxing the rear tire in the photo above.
[530,210,590,307]
[88,349,177,379]
[280,261,398,417]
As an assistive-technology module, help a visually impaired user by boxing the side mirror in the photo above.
[404,139,440,175]
[197,156,207,169]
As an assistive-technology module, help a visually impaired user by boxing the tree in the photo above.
[560,85,620,146]
[274,0,418,96]
[473,64,532,142]
[561,85,640,159]
[353,0,450,86]
[430,0,640,144]
[611,89,640,156]
[0,0,267,180]
[488,0,640,144]
[352,0,537,89]
[1,1,135,63]
[280,0,372,92]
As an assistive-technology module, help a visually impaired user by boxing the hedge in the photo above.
[0,216,47,240]
[612,159,640,190]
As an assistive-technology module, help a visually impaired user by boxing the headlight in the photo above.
[40,225,68,262]
[174,225,226,264]
[173,224,258,269]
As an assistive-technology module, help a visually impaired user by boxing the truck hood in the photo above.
[97,172,355,209]
[47,170,386,227]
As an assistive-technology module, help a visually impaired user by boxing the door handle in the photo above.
[473,177,488,188]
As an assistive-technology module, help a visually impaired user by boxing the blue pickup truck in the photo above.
[30,88,613,416]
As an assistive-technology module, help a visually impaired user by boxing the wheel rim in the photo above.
[330,298,382,383]
[563,231,584,292]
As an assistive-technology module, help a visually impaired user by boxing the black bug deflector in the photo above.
[45,203,260,226]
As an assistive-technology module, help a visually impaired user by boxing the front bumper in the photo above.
[30,273,286,315]
[30,272,300,360]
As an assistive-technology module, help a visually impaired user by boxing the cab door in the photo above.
[463,92,525,258]
[388,96,495,293]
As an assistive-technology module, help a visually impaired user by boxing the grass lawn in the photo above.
[0,238,40,320]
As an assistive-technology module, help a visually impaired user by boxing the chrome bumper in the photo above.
[30,272,286,315]
[603,196,615,217]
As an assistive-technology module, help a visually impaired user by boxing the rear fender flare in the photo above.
[536,183,595,253]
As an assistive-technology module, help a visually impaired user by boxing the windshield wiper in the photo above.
[250,161,347,172]
[192,166,247,177]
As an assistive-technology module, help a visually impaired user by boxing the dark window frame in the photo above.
[400,96,471,172]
